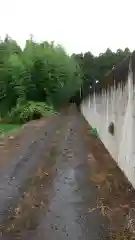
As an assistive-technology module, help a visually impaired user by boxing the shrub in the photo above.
[8,101,56,124]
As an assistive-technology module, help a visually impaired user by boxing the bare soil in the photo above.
[84,124,135,239]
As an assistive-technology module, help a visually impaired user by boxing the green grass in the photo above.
[0,124,20,136]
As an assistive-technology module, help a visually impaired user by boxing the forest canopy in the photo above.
[0,35,131,123]
[72,47,131,92]
[0,36,81,122]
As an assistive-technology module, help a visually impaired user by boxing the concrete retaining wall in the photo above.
[81,64,135,188]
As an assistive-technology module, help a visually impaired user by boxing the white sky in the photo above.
[0,0,135,56]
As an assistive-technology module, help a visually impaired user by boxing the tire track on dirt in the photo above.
[0,112,68,226]
[1,111,71,239]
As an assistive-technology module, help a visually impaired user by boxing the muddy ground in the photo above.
[0,105,135,239]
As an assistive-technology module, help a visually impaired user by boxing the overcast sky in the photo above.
[0,0,135,55]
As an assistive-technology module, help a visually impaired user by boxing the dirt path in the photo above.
[2,105,135,239]
[0,106,109,239]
